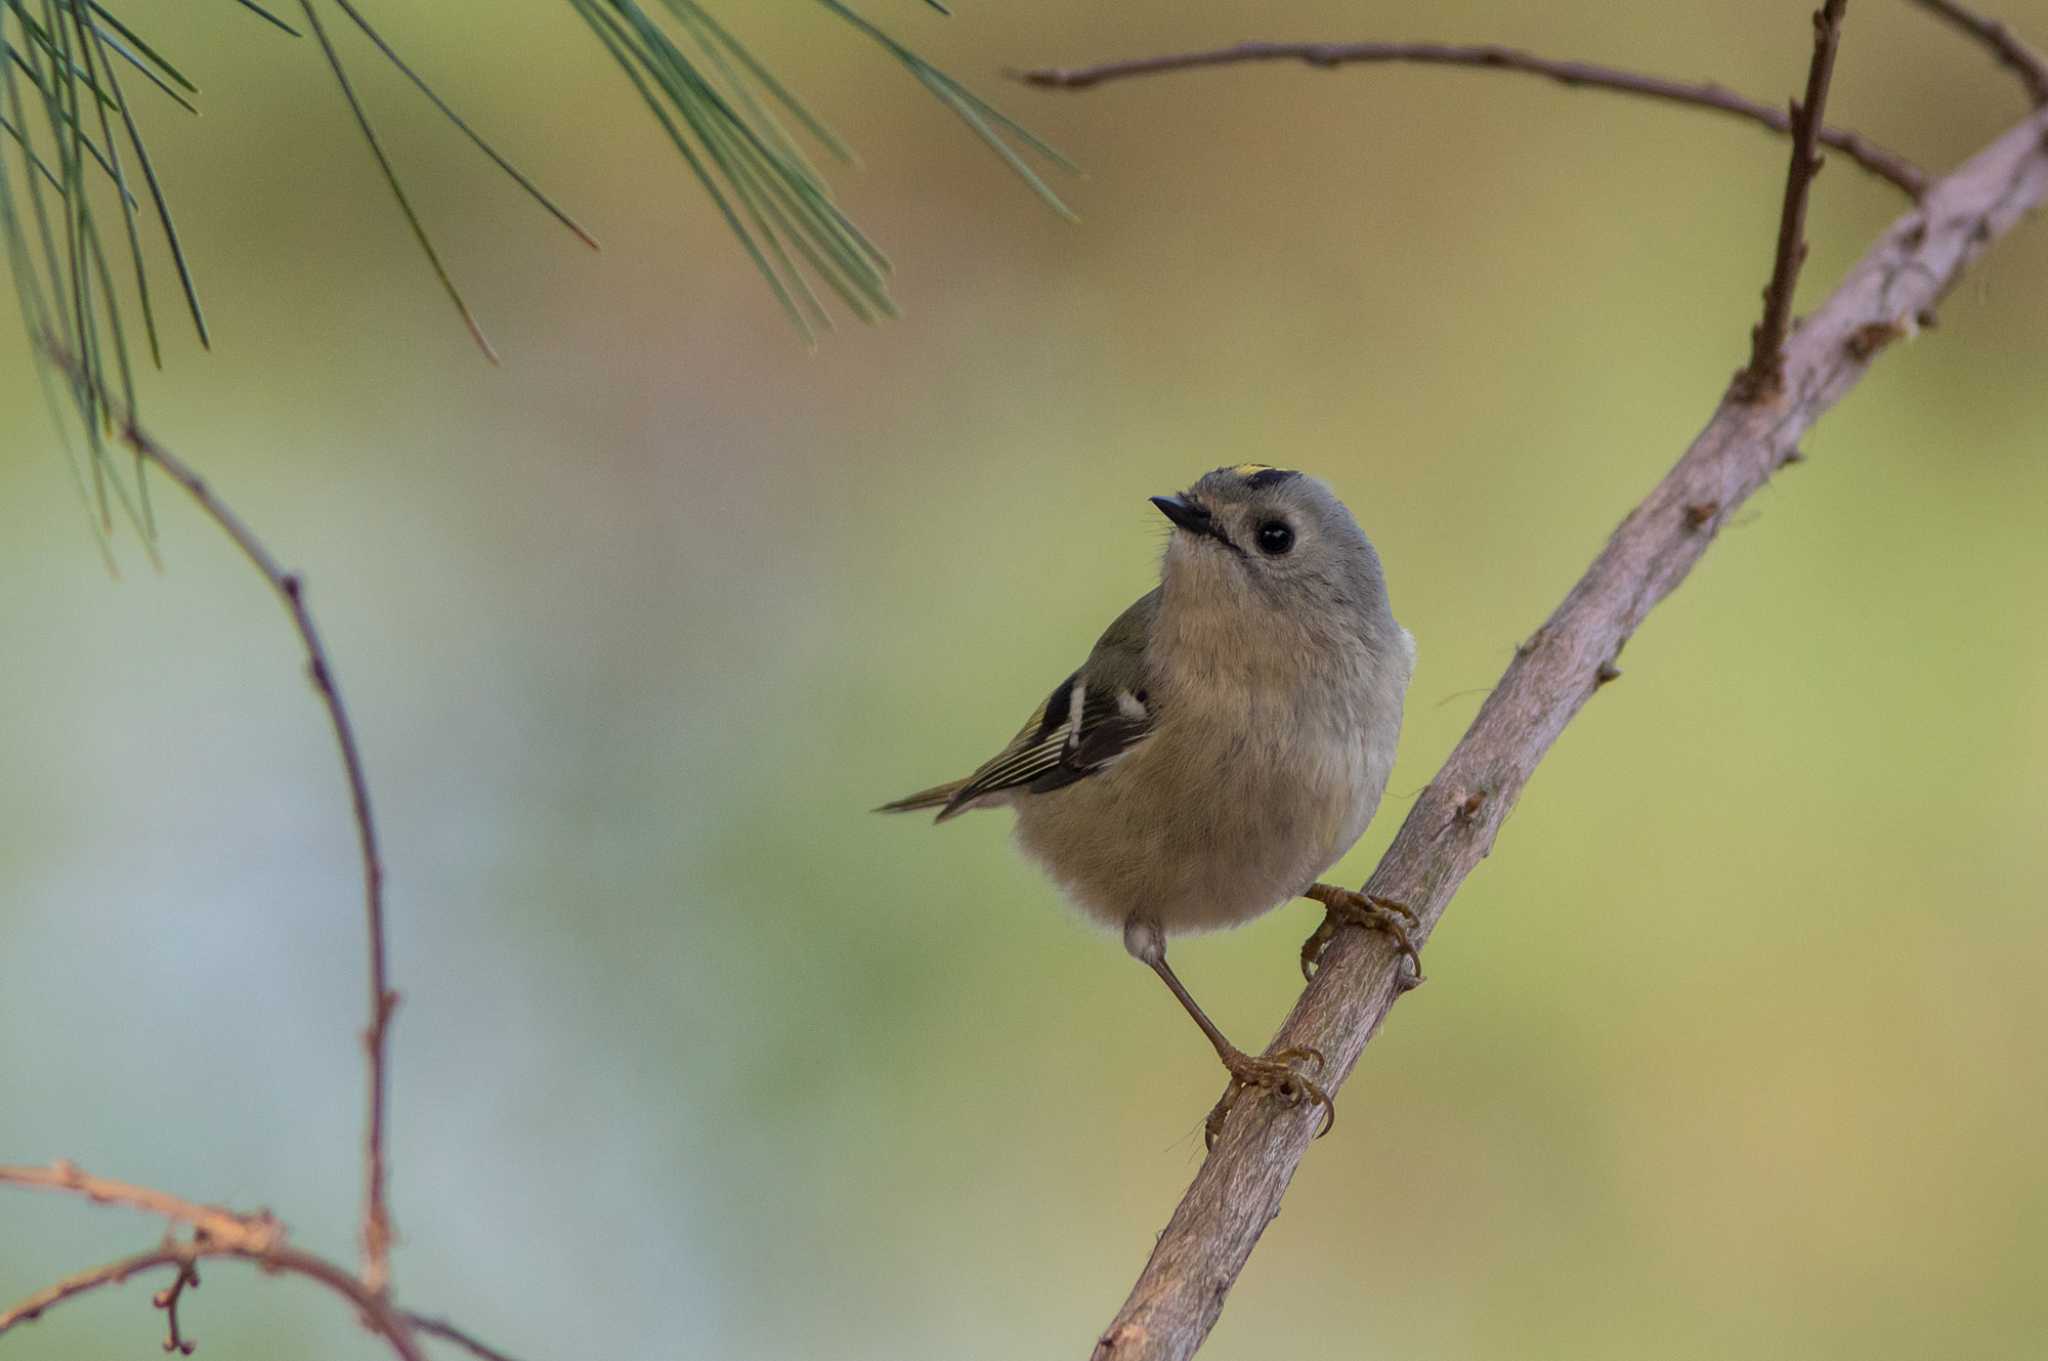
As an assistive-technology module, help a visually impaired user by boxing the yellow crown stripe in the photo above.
[1231,463,1279,477]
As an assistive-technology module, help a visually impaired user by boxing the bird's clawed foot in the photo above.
[1300,883,1424,986]
[1203,1044,1335,1149]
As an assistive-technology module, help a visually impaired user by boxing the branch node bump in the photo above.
[1594,660,1623,687]
[1846,318,1911,360]
[1684,501,1720,530]
[152,1258,200,1355]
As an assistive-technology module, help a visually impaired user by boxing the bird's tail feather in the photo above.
[873,779,968,818]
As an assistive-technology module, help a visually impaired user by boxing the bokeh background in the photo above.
[4,2,2046,1357]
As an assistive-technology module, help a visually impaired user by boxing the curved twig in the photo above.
[36,340,400,1297]
[1911,0,2048,105]
[0,1245,428,1361]
[0,1161,283,1247]
[1085,96,2048,1361]
[153,1256,200,1355]
[0,1248,181,1337]
[0,1163,426,1361]
[1014,39,1928,197]
[404,1312,533,1361]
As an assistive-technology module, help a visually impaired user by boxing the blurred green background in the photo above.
[4,2,2046,1358]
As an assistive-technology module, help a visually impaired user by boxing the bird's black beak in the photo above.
[1150,494,1216,538]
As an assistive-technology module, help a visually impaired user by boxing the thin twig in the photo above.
[1087,98,2048,1361]
[0,1161,283,1248]
[0,1163,426,1361]
[1012,40,1928,197]
[33,341,400,1298]
[404,1312,532,1361]
[152,1257,200,1355]
[0,1245,426,1361]
[0,1248,177,1335]
[0,1164,512,1359]
[1735,0,1849,403]
[1910,0,2048,105]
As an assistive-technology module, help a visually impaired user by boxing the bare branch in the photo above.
[405,1312,532,1361]
[1013,40,1928,197]
[0,1248,179,1337]
[1911,0,2048,105]
[35,346,402,1296]
[153,1257,201,1355]
[0,1163,426,1361]
[1735,0,1849,403]
[1089,99,2048,1361]
[0,1161,283,1248]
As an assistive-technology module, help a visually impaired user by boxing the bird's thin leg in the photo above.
[1299,882,1424,985]
[1142,951,1335,1148]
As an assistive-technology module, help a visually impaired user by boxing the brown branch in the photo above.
[38,344,401,1295]
[0,1163,520,1360]
[0,1161,284,1248]
[1911,0,2048,105]
[1013,40,1928,197]
[0,1163,426,1360]
[1,446,515,1355]
[1087,100,2048,1361]
[153,1258,201,1355]
[0,1248,180,1337]
[2,1245,431,1361]
[1735,0,1849,403]
[404,1312,532,1361]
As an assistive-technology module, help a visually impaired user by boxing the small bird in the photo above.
[879,465,1417,1139]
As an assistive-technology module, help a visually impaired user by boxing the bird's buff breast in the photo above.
[1011,691,1393,935]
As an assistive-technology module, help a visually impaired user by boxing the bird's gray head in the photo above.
[1151,465,1392,629]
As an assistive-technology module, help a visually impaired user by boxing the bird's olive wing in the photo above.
[938,591,1161,817]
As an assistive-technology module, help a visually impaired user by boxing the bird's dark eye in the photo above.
[1256,520,1295,556]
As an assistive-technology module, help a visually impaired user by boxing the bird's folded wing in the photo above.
[939,669,1155,817]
